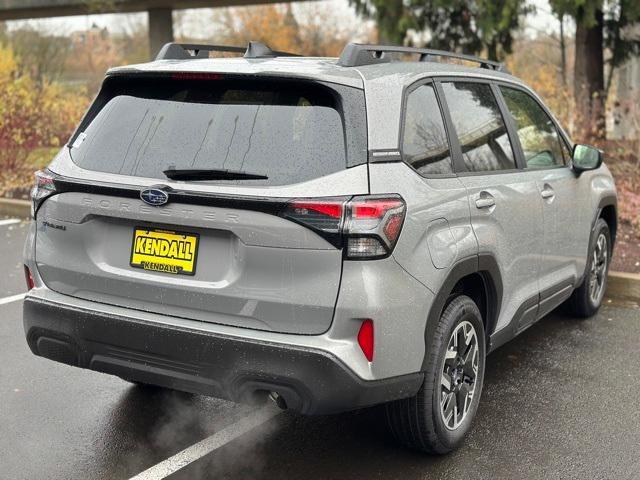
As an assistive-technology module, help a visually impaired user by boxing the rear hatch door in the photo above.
[35,73,368,335]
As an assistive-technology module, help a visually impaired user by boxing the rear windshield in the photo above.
[69,75,366,186]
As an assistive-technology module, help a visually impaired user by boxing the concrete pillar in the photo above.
[148,7,174,60]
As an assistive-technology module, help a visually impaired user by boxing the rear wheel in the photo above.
[566,218,611,318]
[385,295,486,454]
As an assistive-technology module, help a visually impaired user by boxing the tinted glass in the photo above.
[500,87,564,169]
[402,84,452,175]
[70,77,364,186]
[560,138,572,165]
[442,82,515,172]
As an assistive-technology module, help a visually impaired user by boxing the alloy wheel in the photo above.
[589,233,608,305]
[440,320,479,430]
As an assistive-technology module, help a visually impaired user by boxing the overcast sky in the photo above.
[5,0,565,39]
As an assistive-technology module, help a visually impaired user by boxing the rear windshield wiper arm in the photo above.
[163,168,268,181]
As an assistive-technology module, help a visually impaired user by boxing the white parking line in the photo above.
[0,218,21,227]
[129,406,282,480]
[0,293,26,306]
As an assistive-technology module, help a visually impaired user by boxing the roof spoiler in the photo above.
[337,43,509,73]
[155,41,300,61]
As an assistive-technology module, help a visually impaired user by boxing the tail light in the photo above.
[30,170,57,217]
[282,199,345,233]
[24,265,35,290]
[344,196,405,259]
[280,194,406,260]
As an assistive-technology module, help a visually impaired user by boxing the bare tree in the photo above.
[7,25,71,84]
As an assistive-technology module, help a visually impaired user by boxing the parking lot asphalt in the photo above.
[1,219,639,480]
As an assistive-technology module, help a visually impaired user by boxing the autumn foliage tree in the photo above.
[349,0,531,60]
[65,25,120,92]
[6,26,71,85]
[507,33,575,128]
[0,45,89,195]
[210,4,370,56]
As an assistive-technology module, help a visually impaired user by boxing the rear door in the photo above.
[498,86,590,316]
[35,74,368,335]
[438,80,544,332]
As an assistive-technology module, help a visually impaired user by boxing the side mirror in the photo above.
[572,144,603,173]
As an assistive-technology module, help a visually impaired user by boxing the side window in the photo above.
[560,139,573,165]
[500,87,564,169]
[441,82,516,172]
[401,84,453,175]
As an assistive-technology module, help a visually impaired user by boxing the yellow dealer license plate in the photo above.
[130,227,199,276]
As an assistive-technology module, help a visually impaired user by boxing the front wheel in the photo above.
[566,218,611,318]
[385,295,486,454]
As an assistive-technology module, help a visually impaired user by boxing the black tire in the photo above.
[385,295,486,454]
[566,218,611,318]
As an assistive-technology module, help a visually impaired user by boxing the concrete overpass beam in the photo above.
[148,7,174,60]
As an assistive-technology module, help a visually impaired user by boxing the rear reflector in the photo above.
[357,319,374,362]
[24,265,34,290]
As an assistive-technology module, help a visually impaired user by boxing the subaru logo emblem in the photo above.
[140,188,169,206]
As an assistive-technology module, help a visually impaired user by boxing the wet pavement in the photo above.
[1,219,639,480]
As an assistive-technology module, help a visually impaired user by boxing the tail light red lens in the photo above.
[352,199,404,219]
[288,201,343,220]
[24,265,35,290]
[281,195,405,259]
[357,319,374,362]
[281,198,346,234]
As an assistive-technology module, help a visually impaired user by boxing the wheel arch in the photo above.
[597,198,617,249]
[421,254,502,371]
[574,195,617,289]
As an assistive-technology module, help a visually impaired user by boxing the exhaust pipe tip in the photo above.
[269,391,288,410]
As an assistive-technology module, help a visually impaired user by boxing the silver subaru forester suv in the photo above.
[23,42,617,453]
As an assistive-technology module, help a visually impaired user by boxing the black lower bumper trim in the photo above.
[23,297,423,415]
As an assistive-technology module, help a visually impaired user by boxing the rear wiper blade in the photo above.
[163,168,268,181]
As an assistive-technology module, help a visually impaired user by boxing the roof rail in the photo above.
[337,43,509,73]
[155,41,299,61]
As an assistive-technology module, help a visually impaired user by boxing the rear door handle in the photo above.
[541,184,555,200]
[475,193,495,209]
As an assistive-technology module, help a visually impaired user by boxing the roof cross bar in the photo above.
[337,43,509,73]
[155,41,299,61]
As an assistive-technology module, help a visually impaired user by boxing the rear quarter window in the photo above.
[69,75,367,186]
[401,83,453,176]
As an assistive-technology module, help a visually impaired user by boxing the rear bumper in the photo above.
[23,296,423,415]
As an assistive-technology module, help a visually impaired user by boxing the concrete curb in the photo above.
[0,198,30,218]
[607,271,640,301]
